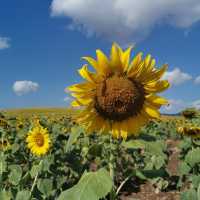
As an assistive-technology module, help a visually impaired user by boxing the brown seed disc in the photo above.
[95,75,145,121]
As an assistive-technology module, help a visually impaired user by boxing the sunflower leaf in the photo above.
[57,168,112,200]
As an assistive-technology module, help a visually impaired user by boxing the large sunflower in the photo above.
[68,43,169,139]
[26,125,50,156]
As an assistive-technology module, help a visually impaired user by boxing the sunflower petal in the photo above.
[146,94,168,106]
[78,65,97,83]
[110,43,122,72]
[143,103,160,118]
[145,80,170,93]
[96,49,111,75]
[127,52,143,77]
[121,46,133,72]
[82,56,99,72]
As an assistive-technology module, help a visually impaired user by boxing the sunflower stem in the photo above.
[30,159,43,195]
[109,136,116,200]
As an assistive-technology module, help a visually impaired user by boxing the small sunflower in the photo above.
[26,125,50,156]
[0,139,11,151]
[67,43,169,139]
[177,126,200,138]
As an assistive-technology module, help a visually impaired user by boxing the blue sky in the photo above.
[0,0,200,113]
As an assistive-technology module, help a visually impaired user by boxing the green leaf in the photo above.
[122,139,145,149]
[191,176,200,189]
[0,190,11,200]
[16,190,30,200]
[185,148,200,167]
[37,178,53,197]
[178,162,191,176]
[181,189,197,200]
[65,126,83,153]
[58,168,112,200]
[30,164,42,178]
[145,141,166,158]
[8,165,22,185]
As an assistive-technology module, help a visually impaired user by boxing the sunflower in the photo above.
[0,139,11,151]
[67,43,169,139]
[177,126,200,138]
[26,125,50,156]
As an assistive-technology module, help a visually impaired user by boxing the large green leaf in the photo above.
[37,178,53,197]
[16,190,30,200]
[178,162,191,176]
[8,165,22,185]
[181,189,197,200]
[185,148,200,167]
[0,190,11,200]
[58,168,112,200]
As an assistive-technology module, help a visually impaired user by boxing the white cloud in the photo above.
[64,96,73,102]
[13,81,39,96]
[163,68,192,86]
[163,99,187,113]
[51,0,200,43]
[194,76,200,84]
[192,100,200,109]
[0,36,10,50]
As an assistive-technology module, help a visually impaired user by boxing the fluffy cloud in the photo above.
[163,68,192,86]
[13,81,39,96]
[0,36,10,50]
[194,76,200,84]
[192,100,200,109]
[51,0,200,43]
[163,99,187,113]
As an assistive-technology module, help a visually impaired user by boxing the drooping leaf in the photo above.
[185,148,200,167]
[8,165,22,185]
[58,168,112,200]
[37,178,53,197]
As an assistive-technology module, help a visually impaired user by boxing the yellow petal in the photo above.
[146,95,168,106]
[96,49,111,76]
[144,80,170,93]
[78,65,97,83]
[67,82,95,93]
[82,56,99,72]
[110,43,122,72]
[143,64,168,83]
[121,46,133,72]
[127,52,143,77]
[143,103,160,118]
[111,122,120,139]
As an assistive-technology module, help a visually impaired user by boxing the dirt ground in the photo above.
[120,140,181,200]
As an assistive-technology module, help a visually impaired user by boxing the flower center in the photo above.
[34,133,44,147]
[95,75,145,121]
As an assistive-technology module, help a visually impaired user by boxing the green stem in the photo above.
[109,136,115,200]
[30,160,43,195]
[116,175,131,196]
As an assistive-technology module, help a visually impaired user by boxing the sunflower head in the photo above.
[177,126,200,138]
[67,43,170,139]
[26,125,51,156]
[0,139,11,151]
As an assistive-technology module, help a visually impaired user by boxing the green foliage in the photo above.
[1,109,200,199]
[58,168,112,200]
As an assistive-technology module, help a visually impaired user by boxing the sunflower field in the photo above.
[0,108,200,200]
[1,44,200,200]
